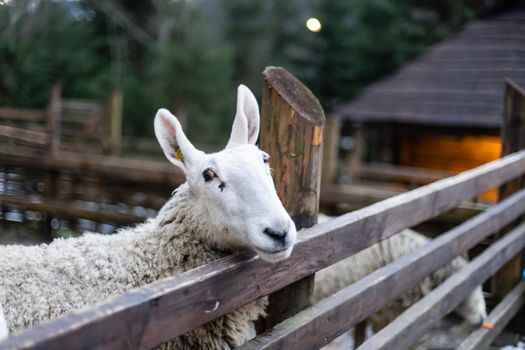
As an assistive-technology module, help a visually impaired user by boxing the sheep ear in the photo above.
[154,109,202,174]
[227,84,260,147]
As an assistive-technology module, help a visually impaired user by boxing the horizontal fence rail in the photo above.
[0,151,184,187]
[2,150,525,349]
[0,195,147,224]
[0,108,47,122]
[0,126,48,146]
[239,188,525,350]
[359,221,525,349]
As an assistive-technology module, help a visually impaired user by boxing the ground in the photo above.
[321,316,525,349]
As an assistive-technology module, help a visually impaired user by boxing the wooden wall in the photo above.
[400,134,501,173]
[399,133,501,201]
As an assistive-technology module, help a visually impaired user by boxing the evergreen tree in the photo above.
[220,0,274,94]
[147,0,235,145]
[0,0,488,142]
[285,0,476,112]
[0,1,110,107]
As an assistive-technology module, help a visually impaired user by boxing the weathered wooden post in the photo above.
[258,66,325,329]
[491,79,525,301]
[348,126,365,180]
[322,117,341,187]
[46,84,62,156]
[43,84,62,237]
[108,87,123,155]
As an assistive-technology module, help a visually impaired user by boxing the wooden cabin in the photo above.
[333,3,525,202]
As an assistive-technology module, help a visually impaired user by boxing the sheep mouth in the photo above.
[253,246,293,263]
[253,245,290,254]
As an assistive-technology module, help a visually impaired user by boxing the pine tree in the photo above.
[147,0,235,145]
[0,1,110,108]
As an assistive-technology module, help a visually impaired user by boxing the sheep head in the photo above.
[154,85,297,263]
[454,286,487,326]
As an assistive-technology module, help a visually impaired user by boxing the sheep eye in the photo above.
[202,169,216,182]
[262,153,270,164]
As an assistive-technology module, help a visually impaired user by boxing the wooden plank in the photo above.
[0,125,48,146]
[60,127,98,138]
[492,79,525,300]
[354,322,367,348]
[321,183,488,223]
[432,202,489,223]
[0,151,185,187]
[368,80,521,97]
[402,157,496,172]
[259,66,325,329]
[399,136,502,169]
[0,194,147,224]
[399,67,525,81]
[42,168,59,237]
[354,88,502,106]
[3,151,525,350]
[239,189,525,350]
[0,108,47,122]
[61,99,104,111]
[320,183,402,207]
[348,127,364,175]
[60,115,99,125]
[356,162,453,184]
[457,281,525,350]
[341,109,502,129]
[321,117,340,186]
[46,84,62,155]
[108,87,123,155]
[61,185,166,211]
[358,222,525,350]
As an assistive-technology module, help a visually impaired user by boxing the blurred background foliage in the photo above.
[0,0,490,145]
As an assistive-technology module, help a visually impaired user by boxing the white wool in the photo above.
[313,229,487,331]
[0,306,7,341]
[0,184,267,348]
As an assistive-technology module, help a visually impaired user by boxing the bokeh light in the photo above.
[306,17,322,32]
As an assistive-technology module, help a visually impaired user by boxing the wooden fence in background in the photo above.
[0,71,523,350]
[0,85,183,237]
[0,84,122,156]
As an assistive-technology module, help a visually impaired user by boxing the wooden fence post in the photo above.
[46,84,62,156]
[258,66,325,329]
[43,84,62,237]
[322,116,341,187]
[349,126,365,180]
[108,87,123,155]
[491,79,525,301]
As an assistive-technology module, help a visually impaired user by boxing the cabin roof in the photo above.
[334,5,525,129]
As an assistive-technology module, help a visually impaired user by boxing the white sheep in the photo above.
[0,85,297,348]
[314,228,487,336]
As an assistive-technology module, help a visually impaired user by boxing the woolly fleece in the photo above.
[313,229,486,331]
[0,183,266,349]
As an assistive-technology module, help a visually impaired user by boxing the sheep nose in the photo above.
[263,227,288,245]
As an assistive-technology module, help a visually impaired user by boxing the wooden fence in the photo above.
[0,85,183,235]
[0,84,122,156]
[0,73,524,350]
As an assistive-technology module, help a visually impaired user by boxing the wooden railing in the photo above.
[0,85,122,156]
[0,75,524,350]
[0,85,174,230]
